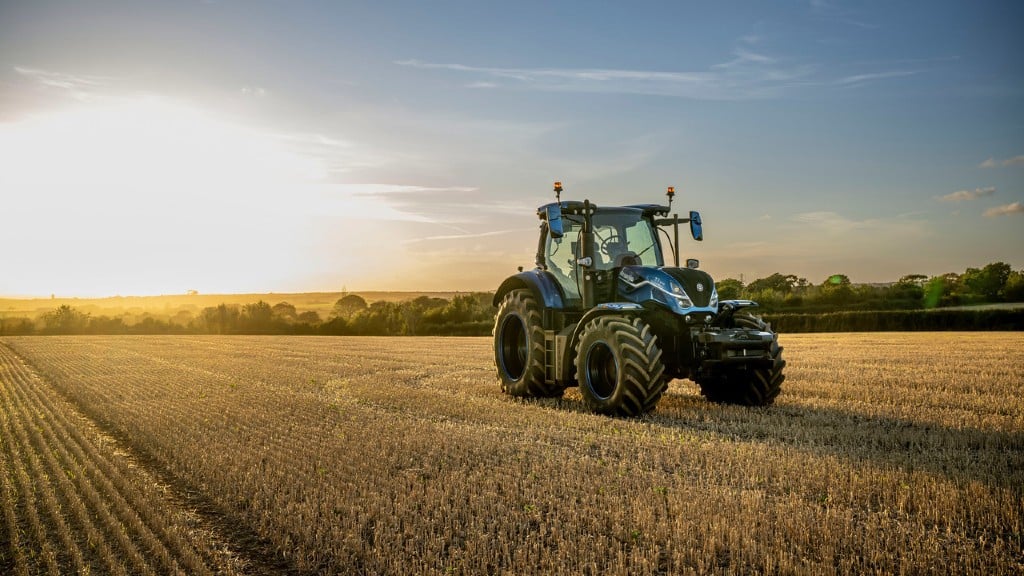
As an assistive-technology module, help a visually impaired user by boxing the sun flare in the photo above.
[0,97,407,296]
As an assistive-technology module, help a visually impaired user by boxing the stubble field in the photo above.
[0,333,1021,575]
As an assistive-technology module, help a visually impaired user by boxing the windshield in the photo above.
[546,209,662,280]
[590,210,662,270]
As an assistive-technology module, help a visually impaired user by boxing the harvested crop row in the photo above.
[0,343,237,575]
[4,333,1024,575]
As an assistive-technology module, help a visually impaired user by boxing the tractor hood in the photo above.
[617,266,719,315]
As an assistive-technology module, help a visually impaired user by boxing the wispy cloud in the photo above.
[13,66,111,101]
[789,210,926,238]
[349,184,478,196]
[404,228,532,244]
[834,70,916,86]
[980,154,1024,168]
[397,38,921,100]
[792,211,879,231]
[395,55,815,101]
[937,187,996,202]
[14,66,108,90]
[984,202,1024,217]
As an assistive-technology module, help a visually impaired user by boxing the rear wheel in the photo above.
[493,289,564,397]
[697,314,785,406]
[575,316,667,416]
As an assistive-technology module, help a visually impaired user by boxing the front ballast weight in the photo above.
[492,182,786,416]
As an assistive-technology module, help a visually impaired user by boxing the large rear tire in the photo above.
[575,316,667,416]
[697,314,785,406]
[493,289,564,397]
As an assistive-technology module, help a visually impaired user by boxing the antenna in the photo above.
[554,181,563,203]
[666,186,675,211]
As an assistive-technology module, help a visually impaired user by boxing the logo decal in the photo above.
[696,282,704,292]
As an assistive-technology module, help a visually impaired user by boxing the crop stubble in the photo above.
[0,333,1021,574]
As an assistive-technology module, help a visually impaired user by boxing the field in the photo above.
[1,333,1021,575]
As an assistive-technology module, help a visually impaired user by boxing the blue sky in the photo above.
[0,1,1021,296]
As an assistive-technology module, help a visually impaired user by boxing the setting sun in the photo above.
[0,97,424,296]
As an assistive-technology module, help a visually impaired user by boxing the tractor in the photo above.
[492,182,785,416]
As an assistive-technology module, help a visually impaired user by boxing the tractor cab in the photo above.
[539,205,664,306]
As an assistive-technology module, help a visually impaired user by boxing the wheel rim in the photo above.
[584,341,618,400]
[498,314,528,380]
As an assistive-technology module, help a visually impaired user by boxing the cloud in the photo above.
[834,70,916,86]
[397,40,920,100]
[937,187,996,202]
[395,55,816,101]
[403,228,533,244]
[980,155,1024,168]
[14,66,108,90]
[984,202,1024,217]
[349,184,479,196]
[788,211,926,239]
[13,66,111,101]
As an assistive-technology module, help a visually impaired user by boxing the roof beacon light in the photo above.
[554,181,563,202]
[666,186,675,210]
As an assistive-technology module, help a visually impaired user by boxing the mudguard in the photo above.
[493,269,567,310]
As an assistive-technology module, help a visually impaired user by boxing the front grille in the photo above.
[662,268,714,308]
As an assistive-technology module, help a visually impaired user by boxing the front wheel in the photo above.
[697,314,785,406]
[575,316,667,416]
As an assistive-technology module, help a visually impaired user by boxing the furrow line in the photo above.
[0,376,103,575]
[0,432,30,576]
[3,355,189,576]
[0,347,131,576]
[0,344,213,574]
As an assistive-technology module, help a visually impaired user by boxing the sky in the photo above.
[0,0,1022,297]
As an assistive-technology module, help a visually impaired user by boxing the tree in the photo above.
[200,304,240,334]
[923,273,959,308]
[890,274,927,302]
[297,310,321,324]
[1004,269,1024,302]
[961,262,1012,301]
[715,278,744,300]
[746,273,796,295]
[42,305,90,334]
[272,302,298,321]
[819,274,853,305]
[332,294,368,319]
[242,301,274,332]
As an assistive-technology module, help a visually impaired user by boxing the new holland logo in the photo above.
[695,282,704,292]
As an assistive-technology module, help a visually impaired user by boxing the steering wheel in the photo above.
[598,233,622,256]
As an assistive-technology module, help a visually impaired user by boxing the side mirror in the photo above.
[546,205,564,239]
[689,210,703,241]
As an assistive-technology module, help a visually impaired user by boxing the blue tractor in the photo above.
[492,182,785,416]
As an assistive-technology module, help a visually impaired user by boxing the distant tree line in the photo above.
[1,262,1021,336]
[715,262,1024,313]
[0,293,496,336]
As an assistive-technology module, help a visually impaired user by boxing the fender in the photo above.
[560,303,645,384]
[493,269,567,310]
[715,299,759,327]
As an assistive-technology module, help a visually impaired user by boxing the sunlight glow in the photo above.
[0,97,414,296]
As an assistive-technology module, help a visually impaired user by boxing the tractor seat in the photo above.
[613,251,640,267]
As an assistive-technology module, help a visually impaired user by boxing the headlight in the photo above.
[710,287,719,308]
[667,279,694,309]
